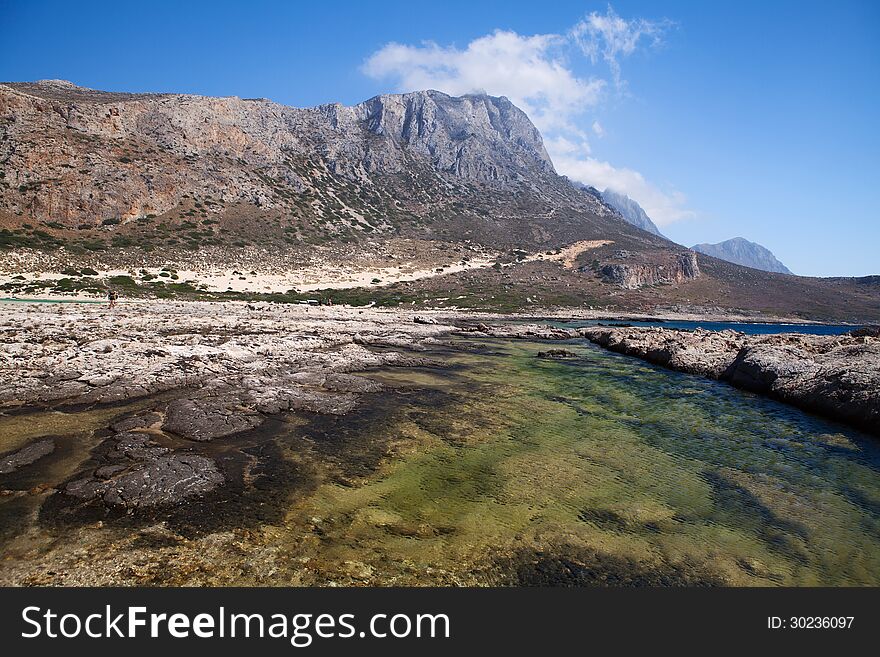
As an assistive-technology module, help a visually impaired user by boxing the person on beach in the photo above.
[107,288,119,309]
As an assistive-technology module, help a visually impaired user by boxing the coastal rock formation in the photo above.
[162,397,263,441]
[0,302,462,516]
[599,251,700,289]
[0,302,451,411]
[60,405,224,512]
[579,326,880,433]
[66,454,223,510]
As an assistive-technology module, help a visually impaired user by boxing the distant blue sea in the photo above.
[553,319,858,336]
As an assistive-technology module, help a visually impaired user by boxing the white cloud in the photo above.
[362,6,690,225]
[571,6,672,89]
[549,150,694,226]
[543,135,591,157]
[362,30,604,134]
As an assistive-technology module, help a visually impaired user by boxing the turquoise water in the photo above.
[552,319,858,336]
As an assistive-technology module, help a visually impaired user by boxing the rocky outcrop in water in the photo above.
[66,453,223,510]
[0,438,55,474]
[0,302,459,515]
[162,397,264,441]
[59,405,224,511]
[579,326,880,434]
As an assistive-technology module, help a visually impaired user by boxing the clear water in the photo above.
[1,336,878,586]
[549,319,858,336]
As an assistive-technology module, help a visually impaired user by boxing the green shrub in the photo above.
[107,275,137,288]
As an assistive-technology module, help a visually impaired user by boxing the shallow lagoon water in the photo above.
[1,336,878,586]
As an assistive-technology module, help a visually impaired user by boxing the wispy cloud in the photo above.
[363,6,689,226]
[553,154,695,225]
[571,6,673,90]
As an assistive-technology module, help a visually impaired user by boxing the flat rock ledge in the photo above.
[466,323,880,435]
[0,438,55,474]
[66,453,223,510]
[64,415,224,511]
[582,327,880,434]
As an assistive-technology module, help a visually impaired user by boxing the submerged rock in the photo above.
[162,398,263,441]
[110,411,162,433]
[107,432,169,461]
[65,454,223,509]
[0,438,55,474]
[536,349,578,359]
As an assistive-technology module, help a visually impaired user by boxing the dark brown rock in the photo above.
[65,454,223,509]
[0,438,55,474]
[162,398,263,441]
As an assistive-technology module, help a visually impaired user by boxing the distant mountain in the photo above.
[600,189,663,237]
[691,238,792,274]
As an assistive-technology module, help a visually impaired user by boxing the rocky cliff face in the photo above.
[599,251,700,289]
[600,189,662,236]
[351,91,554,179]
[692,237,792,274]
[0,81,566,227]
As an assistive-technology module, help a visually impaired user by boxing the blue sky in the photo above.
[1,0,877,276]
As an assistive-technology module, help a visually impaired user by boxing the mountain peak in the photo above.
[599,189,663,237]
[34,79,86,88]
[350,89,554,179]
[692,237,792,274]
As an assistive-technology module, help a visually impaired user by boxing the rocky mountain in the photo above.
[0,80,876,321]
[0,78,679,270]
[600,189,663,236]
[692,238,792,274]
[0,80,578,229]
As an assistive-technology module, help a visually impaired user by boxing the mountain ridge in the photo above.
[0,80,877,322]
[692,237,792,274]
[599,189,663,237]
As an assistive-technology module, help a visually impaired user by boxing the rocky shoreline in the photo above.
[581,326,880,434]
[1,300,879,586]
[2,301,877,521]
[0,301,458,515]
[465,322,879,435]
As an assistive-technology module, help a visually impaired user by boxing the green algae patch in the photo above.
[2,337,880,586]
[268,339,880,586]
